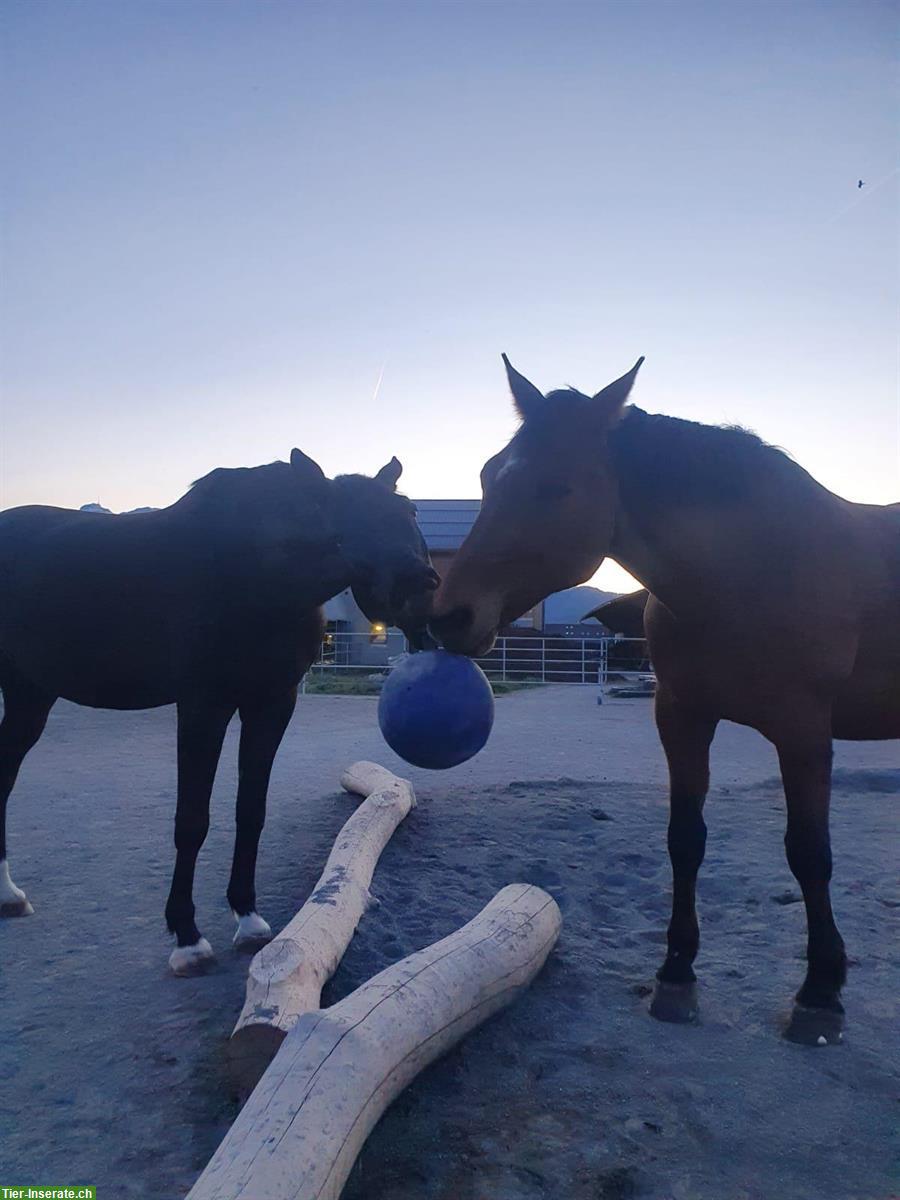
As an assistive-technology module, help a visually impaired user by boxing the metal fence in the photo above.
[309,630,652,686]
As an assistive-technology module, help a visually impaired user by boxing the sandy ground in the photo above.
[1,687,897,1200]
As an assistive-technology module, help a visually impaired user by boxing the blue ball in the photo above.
[378,650,495,769]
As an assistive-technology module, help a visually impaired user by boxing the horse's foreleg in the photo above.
[227,686,297,950]
[166,695,235,975]
[0,673,55,918]
[776,727,845,1045]
[650,689,718,1024]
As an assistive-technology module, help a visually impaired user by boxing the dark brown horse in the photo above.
[431,356,899,1044]
[585,588,649,639]
[0,450,437,973]
[585,589,652,676]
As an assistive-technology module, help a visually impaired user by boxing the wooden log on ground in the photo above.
[228,761,415,1090]
[189,883,561,1200]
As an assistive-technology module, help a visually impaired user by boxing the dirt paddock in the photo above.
[1,687,897,1199]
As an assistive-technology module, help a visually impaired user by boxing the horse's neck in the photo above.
[609,504,704,616]
[607,411,841,622]
[168,486,351,607]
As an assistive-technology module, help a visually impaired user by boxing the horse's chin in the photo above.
[349,582,390,627]
[428,622,497,659]
[469,631,497,658]
[353,577,437,645]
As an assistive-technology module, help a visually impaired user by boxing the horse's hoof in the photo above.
[0,862,34,917]
[232,912,272,951]
[650,980,699,1023]
[784,1004,844,1046]
[169,937,215,976]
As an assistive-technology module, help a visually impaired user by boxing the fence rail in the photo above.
[309,631,652,687]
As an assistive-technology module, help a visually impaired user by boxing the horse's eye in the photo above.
[536,481,572,502]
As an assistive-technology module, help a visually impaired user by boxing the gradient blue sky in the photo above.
[2,0,897,592]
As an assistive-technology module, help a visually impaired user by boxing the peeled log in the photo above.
[189,883,561,1200]
[228,762,415,1090]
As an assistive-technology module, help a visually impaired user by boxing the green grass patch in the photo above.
[489,680,540,695]
[303,675,539,697]
[303,676,384,696]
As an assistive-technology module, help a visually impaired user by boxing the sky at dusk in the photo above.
[2,0,897,594]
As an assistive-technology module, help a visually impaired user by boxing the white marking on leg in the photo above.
[232,911,272,948]
[0,859,34,917]
[169,937,215,976]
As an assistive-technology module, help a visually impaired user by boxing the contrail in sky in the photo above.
[371,359,387,406]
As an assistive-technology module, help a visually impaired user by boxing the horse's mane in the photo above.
[609,406,807,508]
[188,461,291,502]
[513,390,804,506]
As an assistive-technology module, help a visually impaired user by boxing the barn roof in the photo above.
[413,499,480,551]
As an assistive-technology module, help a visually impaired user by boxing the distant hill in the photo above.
[79,503,157,514]
[543,585,619,625]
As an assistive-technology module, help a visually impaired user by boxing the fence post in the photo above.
[541,638,546,683]
[501,637,507,681]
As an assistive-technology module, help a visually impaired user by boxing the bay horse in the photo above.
[430,356,899,1044]
[0,449,438,973]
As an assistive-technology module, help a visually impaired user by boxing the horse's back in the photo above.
[0,504,185,707]
[0,503,327,710]
[0,503,154,572]
[0,504,111,624]
[0,503,89,562]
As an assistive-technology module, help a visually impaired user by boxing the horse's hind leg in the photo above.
[165,695,235,975]
[775,720,846,1045]
[227,686,297,950]
[0,671,55,917]
[650,688,718,1023]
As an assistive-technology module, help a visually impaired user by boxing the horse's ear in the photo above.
[290,447,328,489]
[592,357,644,422]
[502,353,545,421]
[375,456,403,491]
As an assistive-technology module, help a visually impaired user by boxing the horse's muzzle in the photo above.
[352,563,440,640]
[393,566,441,646]
[428,604,498,658]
